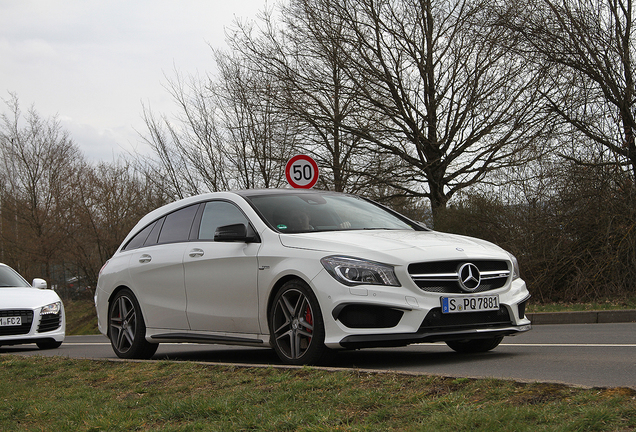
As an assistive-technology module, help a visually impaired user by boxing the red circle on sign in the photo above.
[285,155,319,189]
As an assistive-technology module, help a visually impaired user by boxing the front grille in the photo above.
[420,307,512,332]
[0,310,34,336]
[408,260,510,293]
[38,313,61,333]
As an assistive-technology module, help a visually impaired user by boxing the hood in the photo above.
[0,287,63,310]
[279,229,506,260]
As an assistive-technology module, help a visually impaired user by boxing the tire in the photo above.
[269,279,329,365]
[108,289,158,359]
[446,336,503,353]
[36,340,62,350]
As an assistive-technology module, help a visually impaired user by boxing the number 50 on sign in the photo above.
[285,155,319,189]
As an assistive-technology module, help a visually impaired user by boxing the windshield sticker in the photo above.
[277,224,288,230]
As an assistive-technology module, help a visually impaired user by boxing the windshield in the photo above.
[245,192,417,233]
[0,265,31,288]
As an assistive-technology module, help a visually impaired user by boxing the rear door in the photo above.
[126,204,200,330]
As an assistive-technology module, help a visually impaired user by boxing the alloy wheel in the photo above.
[108,289,158,359]
[109,294,137,355]
[272,288,316,361]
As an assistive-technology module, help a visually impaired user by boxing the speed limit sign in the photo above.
[285,155,319,189]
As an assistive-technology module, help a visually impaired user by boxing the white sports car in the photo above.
[0,263,65,349]
[95,189,531,364]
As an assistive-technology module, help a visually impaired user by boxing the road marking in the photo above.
[61,342,211,346]
[60,343,111,346]
[417,342,636,347]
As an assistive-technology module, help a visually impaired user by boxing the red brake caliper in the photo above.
[305,306,313,340]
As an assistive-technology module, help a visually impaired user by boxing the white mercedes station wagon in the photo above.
[95,189,531,364]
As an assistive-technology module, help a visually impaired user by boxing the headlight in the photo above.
[40,301,61,315]
[508,252,520,280]
[321,256,400,287]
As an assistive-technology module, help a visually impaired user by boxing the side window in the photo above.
[144,217,165,246]
[122,221,157,251]
[157,204,200,244]
[199,201,250,240]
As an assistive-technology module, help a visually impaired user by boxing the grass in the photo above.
[14,297,634,430]
[0,356,635,431]
[64,298,99,335]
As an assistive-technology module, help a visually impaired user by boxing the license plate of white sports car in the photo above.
[0,316,22,326]
[441,295,499,313]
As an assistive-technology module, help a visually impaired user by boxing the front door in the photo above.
[184,200,261,333]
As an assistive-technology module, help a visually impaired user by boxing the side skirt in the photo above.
[151,332,265,347]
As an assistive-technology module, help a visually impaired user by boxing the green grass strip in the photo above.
[1,356,635,431]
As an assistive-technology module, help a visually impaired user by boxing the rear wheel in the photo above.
[109,289,158,359]
[269,279,329,365]
[446,336,503,353]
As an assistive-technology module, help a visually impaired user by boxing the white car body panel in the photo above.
[126,244,190,330]
[184,240,261,333]
[1,287,63,309]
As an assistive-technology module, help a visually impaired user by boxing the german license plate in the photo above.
[0,316,21,326]
[441,295,499,313]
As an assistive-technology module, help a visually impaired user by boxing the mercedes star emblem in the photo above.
[458,263,481,292]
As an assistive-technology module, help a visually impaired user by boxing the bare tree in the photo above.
[0,94,81,283]
[68,159,169,288]
[229,1,407,193]
[212,49,298,189]
[495,0,636,182]
[141,53,300,197]
[140,72,230,199]
[309,0,555,219]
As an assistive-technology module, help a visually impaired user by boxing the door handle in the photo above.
[139,254,152,264]
[189,248,204,258]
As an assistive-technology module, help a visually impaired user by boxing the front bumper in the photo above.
[335,303,531,349]
[0,308,65,346]
[310,269,531,349]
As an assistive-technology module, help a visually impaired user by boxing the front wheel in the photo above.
[446,336,503,353]
[269,280,329,365]
[109,289,158,359]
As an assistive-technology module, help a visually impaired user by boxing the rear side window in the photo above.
[145,218,165,246]
[157,204,200,244]
[122,204,200,251]
[122,221,157,251]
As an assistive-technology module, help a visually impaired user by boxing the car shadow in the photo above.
[0,345,42,354]
[151,344,518,370]
[152,346,280,364]
[331,347,517,370]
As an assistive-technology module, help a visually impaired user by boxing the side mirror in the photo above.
[214,223,259,243]
[32,278,48,289]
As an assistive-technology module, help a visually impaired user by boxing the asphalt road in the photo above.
[2,322,635,389]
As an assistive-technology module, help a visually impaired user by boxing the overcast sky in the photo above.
[0,0,267,162]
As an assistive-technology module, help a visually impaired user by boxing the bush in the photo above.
[434,165,636,304]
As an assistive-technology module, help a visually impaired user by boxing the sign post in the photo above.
[285,154,319,189]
